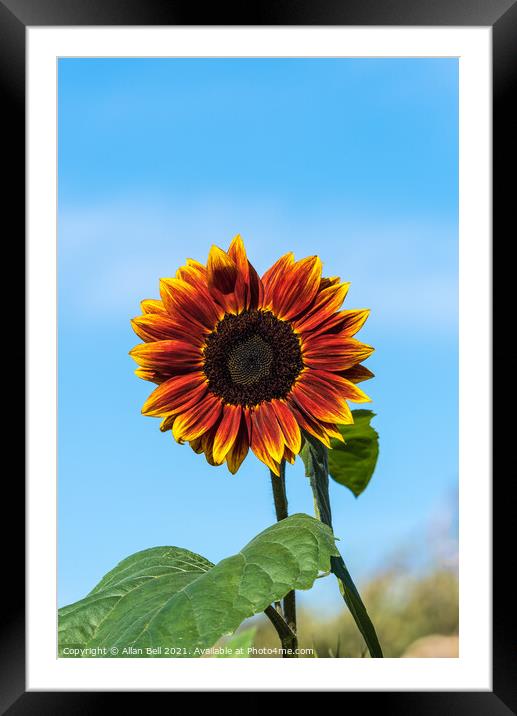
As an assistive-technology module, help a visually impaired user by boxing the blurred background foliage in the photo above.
[249,567,458,657]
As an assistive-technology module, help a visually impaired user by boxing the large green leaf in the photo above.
[300,432,383,658]
[58,547,213,656]
[328,409,379,497]
[59,514,338,658]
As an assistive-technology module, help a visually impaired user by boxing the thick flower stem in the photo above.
[302,431,383,658]
[269,461,299,658]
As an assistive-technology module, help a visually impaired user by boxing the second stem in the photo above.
[270,460,298,658]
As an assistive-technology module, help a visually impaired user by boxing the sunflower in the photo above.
[130,235,374,476]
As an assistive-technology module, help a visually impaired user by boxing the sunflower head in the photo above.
[130,235,374,475]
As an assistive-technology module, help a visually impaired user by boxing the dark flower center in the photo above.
[203,310,303,406]
[227,335,273,385]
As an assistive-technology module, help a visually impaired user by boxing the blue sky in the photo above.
[58,58,458,610]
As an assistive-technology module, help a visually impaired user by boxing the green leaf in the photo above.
[216,628,256,657]
[328,409,379,497]
[300,432,383,658]
[58,547,213,656]
[58,514,338,658]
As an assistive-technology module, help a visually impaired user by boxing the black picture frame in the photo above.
[3,0,510,711]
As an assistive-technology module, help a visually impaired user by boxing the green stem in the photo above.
[302,431,383,658]
[264,605,296,646]
[270,459,289,520]
[269,460,299,658]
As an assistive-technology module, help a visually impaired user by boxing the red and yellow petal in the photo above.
[131,314,199,344]
[186,424,223,465]
[141,298,167,315]
[253,403,285,463]
[283,446,297,464]
[341,364,375,384]
[325,372,372,403]
[293,281,350,334]
[134,367,166,384]
[287,398,345,448]
[226,413,250,474]
[206,244,246,315]
[264,255,322,321]
[301,368,372,406]
[291,371,353,425]
[141,372,207,417]
[308,308,370,339]
[200,425,225,466]
[129,339,203,372]
[212,404,243,464]
[270,399,302,455]
[250,403,284,475]
[318,276,340,291]
[160,277,223,330]
[262,252,295,307]
[160,414,175,432]
[333,308,370,336]
[227,234,264,310]
[319,421,345,443]
[189,434,205,454]
[175,259,208,291]
[302,335,374,372]
[287,401,332,448]
[172,393,223,443]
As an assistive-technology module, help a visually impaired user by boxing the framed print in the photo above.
[2,0,513,710]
